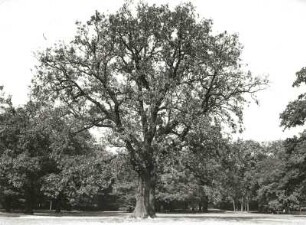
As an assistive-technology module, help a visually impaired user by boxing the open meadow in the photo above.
[0,211,306,225]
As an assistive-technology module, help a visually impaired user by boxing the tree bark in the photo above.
[240,198,244,212]
[24,190,34,214]
[232,199,236,212]
[149,181,155,215]
[4,196,11,212]
[55,194,62,213]
[132,174,156,218]
[202,195,208,212]
[247,200,249,212]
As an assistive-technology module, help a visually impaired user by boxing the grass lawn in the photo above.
[0,211,306,225]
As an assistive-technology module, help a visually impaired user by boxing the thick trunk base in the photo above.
[132,175,156,218]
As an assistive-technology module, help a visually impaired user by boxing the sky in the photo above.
[0,0,306,142]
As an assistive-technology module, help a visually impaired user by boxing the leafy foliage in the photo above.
[281,67,306,128]
[0,94,113,212]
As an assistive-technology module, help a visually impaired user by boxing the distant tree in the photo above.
[0,101,50,214]
[31,104,114,213]
[280,66,306,211]
[280,134,306,211]
[41,151,114,212]
[32,2,267,218]
[253,141,286,212]
[156,149,210,212]
[0,88,19,212]
[0,96,113,213]
[216,140,253,211]
[170,124,226,212]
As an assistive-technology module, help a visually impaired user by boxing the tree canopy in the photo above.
[281,67,306,128]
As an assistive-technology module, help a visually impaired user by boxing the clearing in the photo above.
[0,211,306,225]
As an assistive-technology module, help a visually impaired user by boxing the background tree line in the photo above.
[1,88,305,214]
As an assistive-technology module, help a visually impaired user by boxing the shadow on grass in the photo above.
[0,210,129,218]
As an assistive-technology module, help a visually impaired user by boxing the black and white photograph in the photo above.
[0,0,306,224]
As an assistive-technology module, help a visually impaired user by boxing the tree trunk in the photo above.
[149,181,155,215]
[240,198,244,212]
[24,179,36,214]
[4,196,11,212]
[55,194,62,213]
[247,201,249,212]
[24,191,34,214]
[232,199,236,212]
[202,195,208,212]
[132,174,155,218]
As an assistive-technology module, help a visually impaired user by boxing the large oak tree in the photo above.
[32,2,266,218]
